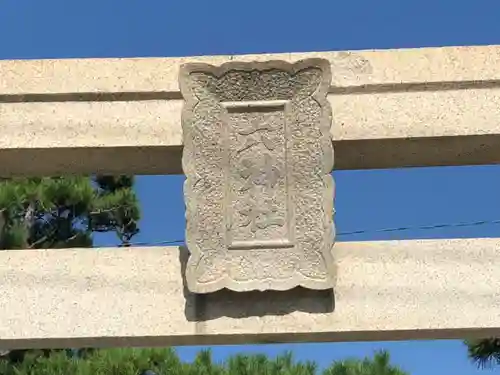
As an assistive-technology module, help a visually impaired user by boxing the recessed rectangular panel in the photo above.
[180,59,335,293]
[223,100,292,250]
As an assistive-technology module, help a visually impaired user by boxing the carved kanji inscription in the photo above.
[180,59,336,293]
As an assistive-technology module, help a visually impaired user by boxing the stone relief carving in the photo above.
[180,59,336,293]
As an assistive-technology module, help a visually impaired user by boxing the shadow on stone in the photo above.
[179,246,335,322]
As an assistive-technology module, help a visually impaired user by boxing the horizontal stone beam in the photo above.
[0,238,499,349]
[1,45,500,176]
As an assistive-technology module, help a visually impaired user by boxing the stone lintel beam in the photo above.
[0,239,498,348]
[1,45,500,176]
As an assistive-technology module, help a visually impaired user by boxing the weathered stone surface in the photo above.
[3,46,500,176]
[180,59,336,293]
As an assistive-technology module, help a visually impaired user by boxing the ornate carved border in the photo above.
[180,59,335,293]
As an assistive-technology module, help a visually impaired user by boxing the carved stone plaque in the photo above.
[180,59,335,293]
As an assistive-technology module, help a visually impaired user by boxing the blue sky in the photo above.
[1,0,500,374]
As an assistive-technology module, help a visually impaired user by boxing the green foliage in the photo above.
[465,338,500,368]
[0,175,140,250]
[0,348,182,375]
[221,351,317,375]
[0,348,408,375]
[323,351,407,375]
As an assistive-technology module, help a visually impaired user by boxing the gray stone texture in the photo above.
[180,59,336,293]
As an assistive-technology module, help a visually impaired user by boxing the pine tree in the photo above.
[0,175,140,362]
[0,347,410,375]
[0,176,139,249]
[465,338,500,368]
[323,350,408,375]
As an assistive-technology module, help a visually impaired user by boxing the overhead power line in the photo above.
[100,218,500,247]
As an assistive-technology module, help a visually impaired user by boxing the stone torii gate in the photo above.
[0,44,499,350]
